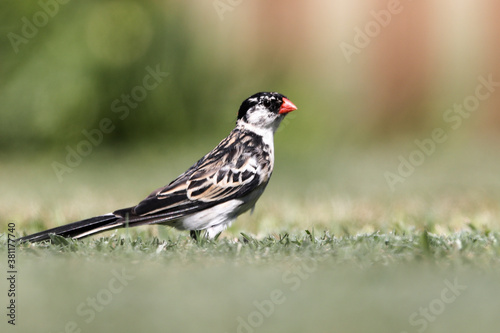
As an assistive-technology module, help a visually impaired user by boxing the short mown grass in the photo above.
[5,228,500,269]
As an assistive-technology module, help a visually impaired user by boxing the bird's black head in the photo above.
[237,92,297,129]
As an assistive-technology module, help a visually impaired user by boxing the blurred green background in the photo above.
[2,0,499,151]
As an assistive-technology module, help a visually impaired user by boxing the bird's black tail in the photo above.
[16,214,123,243]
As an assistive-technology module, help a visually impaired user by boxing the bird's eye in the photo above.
[262,99,271,108]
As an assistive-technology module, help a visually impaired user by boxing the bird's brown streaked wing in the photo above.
[129,129,268,217]
[185,156,260,202]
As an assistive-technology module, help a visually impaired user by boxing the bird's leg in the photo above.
[190,230,200,241]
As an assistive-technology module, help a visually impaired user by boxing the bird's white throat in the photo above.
[237,120,276,149]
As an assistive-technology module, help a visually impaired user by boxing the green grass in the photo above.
[1,142,500,332]
[5,229,500,268]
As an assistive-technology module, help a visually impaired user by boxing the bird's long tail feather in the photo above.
[16,205,204,243]
[16,214,123,243]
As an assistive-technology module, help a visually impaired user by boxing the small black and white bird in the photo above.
[18,92,297,243]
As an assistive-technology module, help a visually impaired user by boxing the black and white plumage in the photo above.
[17,92,297,243]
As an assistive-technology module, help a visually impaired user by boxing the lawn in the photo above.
[1,141,499,333]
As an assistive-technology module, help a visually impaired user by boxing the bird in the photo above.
[17,92,297,243]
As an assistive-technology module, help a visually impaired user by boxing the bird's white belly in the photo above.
[176,185,267,238]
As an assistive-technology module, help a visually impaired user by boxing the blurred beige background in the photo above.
[1,0,499,150]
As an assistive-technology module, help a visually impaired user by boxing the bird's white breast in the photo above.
[176,184,267,238]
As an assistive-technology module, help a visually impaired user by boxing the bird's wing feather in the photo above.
[127,129,269,218]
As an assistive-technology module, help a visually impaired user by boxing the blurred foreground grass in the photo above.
[1,141,499,333]
[1,231,499,333]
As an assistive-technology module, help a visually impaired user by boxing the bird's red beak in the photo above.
[279,98,297,114]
